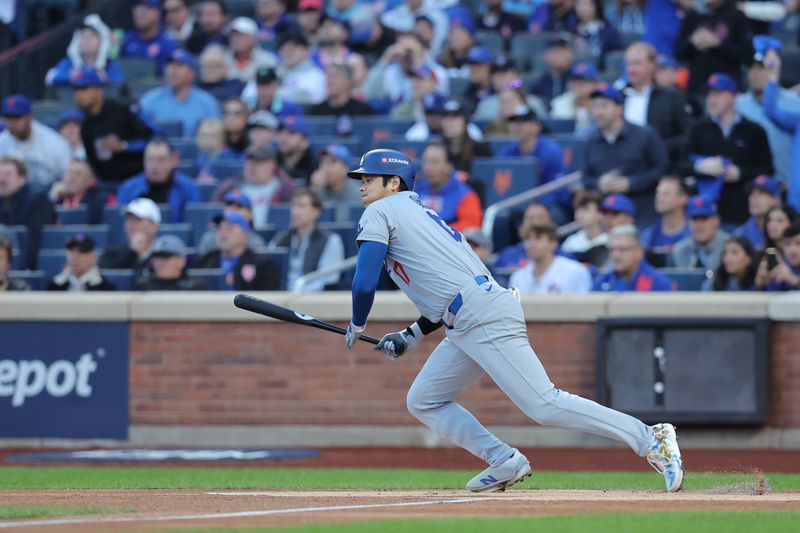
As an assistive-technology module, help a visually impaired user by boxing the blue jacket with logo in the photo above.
[592,260,673,292]
[120,30,177,75]
[116,171,200,223]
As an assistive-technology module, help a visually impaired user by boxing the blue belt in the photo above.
[447,275,490,319]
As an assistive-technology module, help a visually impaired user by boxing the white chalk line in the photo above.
[0,497,490,529]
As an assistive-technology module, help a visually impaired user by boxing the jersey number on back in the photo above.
[424,208,462,243]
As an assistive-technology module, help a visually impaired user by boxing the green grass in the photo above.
[0,505,132,519]
[155,512,800,533]
[1,467,799,491]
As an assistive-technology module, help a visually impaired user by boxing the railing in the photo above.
[293,256,358,294]
[0,0,128,100]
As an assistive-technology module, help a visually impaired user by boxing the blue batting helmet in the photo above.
[347,149,415,191]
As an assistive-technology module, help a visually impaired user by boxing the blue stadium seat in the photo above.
[32,100,70,129]
[303,116,339,136]
[553,135,588,173]
[309,137,361,155]
[448,77,471,99]
[185,203,224,243]
[100,269,134,291]
[475,31,504,56]
[41,224,110,251]
[352,117,416,151]
[266,205,335,228]
[186,268,226,290]
[487,137,515,155]
[37,250,67,279]
[319,221,359,257]
[209,159,244,180]
[119,57,156,79]
[176,161,199,179]
[196,182,217,202]
[3,225,28,268]
[542,118,575,134]
[256,226,279,245]
[511,33,549,72]
[490,212,516,254]
[158,223,194,246]
[156,120,183,138]
[55,206,89,225]
[603,50,626,79]
[8,270,45,290]
[171,138,199,162]
[662,268,711,291]
[127,77,162,100]
[261,247,289,290]
[471,157,540,206]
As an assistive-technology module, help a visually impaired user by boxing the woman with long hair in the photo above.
[703,236,758,291]
[441,102,491,172]
[764,204,799,250]
[485,84,528,137]
[574,0,624,70]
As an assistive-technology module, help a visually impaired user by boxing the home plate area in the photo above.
[1,489,798,532]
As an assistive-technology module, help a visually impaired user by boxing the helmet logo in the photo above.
[381,157,410,165]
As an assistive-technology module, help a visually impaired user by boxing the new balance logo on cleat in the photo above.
[467,452,532,493]
[480,475,498,485]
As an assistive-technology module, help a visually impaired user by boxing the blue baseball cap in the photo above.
[466,46,494,65]
[168,48,197,70]
[449,12,476,36]
[751,174,781,197]
[685,195,718,218]
[57,108,84,127]
[279,115,310,137]
[135,0,161,8]
[320,144,352,166]
[224,190,253,210]
[656,54,679,69]
[71,66,106,87]
[423,92,448,114]
[600,194,636,217]
[2,95,32,117]
[707,72,738,93]
[569,62,598,81]
[753,35,783,63]
[590,82,624,104]
[222,212,251,233]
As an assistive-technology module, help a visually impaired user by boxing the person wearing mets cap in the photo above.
[733,174,782,251]
[344,147,684,494]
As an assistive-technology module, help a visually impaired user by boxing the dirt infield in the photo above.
[1,489,799,532]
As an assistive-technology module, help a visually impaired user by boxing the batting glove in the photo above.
[345,322,365,349]
[374,322,423,360]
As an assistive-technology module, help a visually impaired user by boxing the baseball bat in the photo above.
[233,293,381,345]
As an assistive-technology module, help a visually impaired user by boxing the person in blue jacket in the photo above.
[593,224,673,291]
[46,14,123,87]
[116,139,200,223]
[120,0,178,76]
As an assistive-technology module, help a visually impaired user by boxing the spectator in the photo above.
[57,109,86,160]
[624,42,691,169]
[0,95,72,188]
[404,92,448,140]
[573,0,624,70]
[561,190,609,267]
[733,175,782,251]
[296,0,325,44]
[654,54,680,90]
[762,49,800,213]
[99,198,160,274]
[583,83,668,227]
[529,34,575,102]
[755,221,800,291]
[703,235,758,291]
[195,211,280,290]
[73,67,156,184]
[311,16,352,69]
[242,66,305,117]
[671,195,729,271]
[392,65,441,121]
[674,0,751,107]
[221,97,251,157]
[0,157,55,269]
[550,62,598,135]
[510,222,591,294]
[440,100,491,172]
[196,118,227,181]
[499,105,570,219]
[380,0,449,55]
[326,0,368,22]
[277,116,318,184]
[310,144,362,222]
[764,204,799,251]
[494,202,554,270]
[163,0,195,45]
[463,46,494,112]
[198,44,246,103]
[0,236,30,291]
[186,0,229,56]
[48,159,112,225]
[255,0,296,41]
[643,0,685,58]
[308,61,375,119]
[198,191,267,255]
[269,189,345,291]
[135,235,209,290]
[593,224,673,291]
[474,57,548,123]
[247,111,280,150]
[47,235,116,292]
[120,0,178,75]
[463,228,494,272]
[212,145,296,228]
[476,0,526,49]
[640,175,690,265]
[116,139,201,223]
[484,85,531,137]
[599,193,636,231]
[529,0,578,33]
[140,49,221,138]
[606,0,645,35]
[415,143,483,232]
[738,37,800,187]
[277,33,327,105]
[226,17,278,82]
[45,14,123,87]
[683,73,773,225]
[348,15,398,62]
[438,15,476,77]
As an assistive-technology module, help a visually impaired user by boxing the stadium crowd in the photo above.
[1,0,800,294]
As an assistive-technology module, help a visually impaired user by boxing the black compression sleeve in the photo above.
[416,316,443,336]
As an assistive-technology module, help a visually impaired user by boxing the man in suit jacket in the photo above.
[195,211,280,290]
[623,42,691,171]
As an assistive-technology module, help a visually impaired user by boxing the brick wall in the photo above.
[771,322,800,427]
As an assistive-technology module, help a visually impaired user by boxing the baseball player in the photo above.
[344,149,684,493]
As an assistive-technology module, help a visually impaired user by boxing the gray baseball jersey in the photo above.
[356,191,490,322]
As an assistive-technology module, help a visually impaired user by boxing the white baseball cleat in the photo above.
[466,451,532,493]
[647,423,684,492]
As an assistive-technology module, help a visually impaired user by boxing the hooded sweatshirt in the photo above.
[46,14,124,86]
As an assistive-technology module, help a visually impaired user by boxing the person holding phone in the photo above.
[755,221,800,291]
